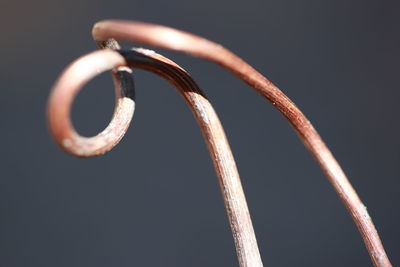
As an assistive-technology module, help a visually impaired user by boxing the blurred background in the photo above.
[0,0,399,266]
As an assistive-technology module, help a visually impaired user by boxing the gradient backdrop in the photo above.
[1,0,399,266]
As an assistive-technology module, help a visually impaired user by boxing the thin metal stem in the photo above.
[90,20,392,267]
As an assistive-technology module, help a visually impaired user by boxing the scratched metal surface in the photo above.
[0,1,399,266]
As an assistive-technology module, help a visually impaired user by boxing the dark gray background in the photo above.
[1,0,399,266]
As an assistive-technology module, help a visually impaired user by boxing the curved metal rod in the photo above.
[90,20,392,266]
[47,48,263,266]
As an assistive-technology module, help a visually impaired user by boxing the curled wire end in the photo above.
[47,50,135,157]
